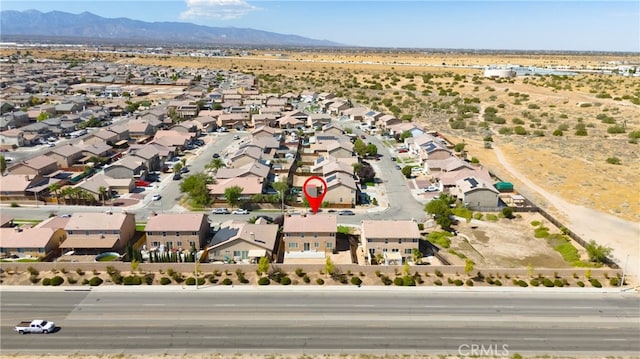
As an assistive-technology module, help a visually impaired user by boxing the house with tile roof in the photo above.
[0,226,67,260]
[454,176,500,210]
[145,213,210,252]
[7,155,58,176]
[59,212,136,255]
[207,220,279,262]
[282,214,337,258]
[361,220,421,265]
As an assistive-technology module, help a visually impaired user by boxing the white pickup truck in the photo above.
[14,320,56,334]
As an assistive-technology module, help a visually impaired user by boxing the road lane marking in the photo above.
[284,336,310,339]
[204,336,229,339]
[213,304,236,307]
[440,336,466,340]
[4,304,32,306]
[523,338,546,341]
[603,338,627,341]
[361,336,385,339]
[127,336,151,339]
[142,304,166,306]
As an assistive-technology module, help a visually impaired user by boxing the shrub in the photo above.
[589,278,602,288]
[453,279,464,286]
[27,266,39,276]
[493,279,502,286]
[29,275,40,284]
[123,275,142,285]
[435,269,443,277]
[208,276,218,284]
[185,277,196,285]
[280,277,292,285]
[351,276,363,286]
[606,157,622,165]
[89,277,103,286]
[375,270,381,277]
[302,275,310,283]
[160,277,171,285]
[258,277,270,285]
[403,275,416,286]
[295,268,305,277]
[517,280,528,287]
[609,277,619,286]
[50,276,64,286]
[221,278,232,285]
[553,279,564,287]
[76,268,85,276]
[577,281,585,287]
[316,278,324,285]
[380,275,392,286]
[465,279,474,286]
[542,278,555,287]
[42,278,51,286]
[82,279,89,285]
[144,273,155,285]
[433,279,443,286]
[486,277,494,285]
[67,277,78,284]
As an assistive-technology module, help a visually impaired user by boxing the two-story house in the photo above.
[59,212,136,255]
[145,213,210,252]
[282,214,337,259]
[361,220,421,265]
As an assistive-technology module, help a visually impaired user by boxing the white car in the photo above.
[212,208,230,214]
[424,186,439,192]
[231,209,249,215]
[151,194,162,201]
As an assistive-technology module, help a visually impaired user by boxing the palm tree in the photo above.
[59,187,72,204]
[48,183,61,204]
[98,186,108,206]
[205,158,225,173]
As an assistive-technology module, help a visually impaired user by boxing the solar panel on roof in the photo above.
[465,177,479,188]
[326,174,337,183]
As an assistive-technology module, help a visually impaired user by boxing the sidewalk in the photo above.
[1,284,636,294]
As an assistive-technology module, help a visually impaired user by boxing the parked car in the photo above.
[391,156,396,161]
[172,173,182,181]
[233,135,240,140]
[151,194,162,201]
[338,210,356,216]
[59,214,72,218]
[15,320,56,335]
[135,180,151,187]
[212,208,230,214]
[360,135,366,139]
[424,186,439,192]
[180,167,190,173]
[231,209,249,215]
[398,148,409,153]
[395,165,402,170]
[212,153,220,158]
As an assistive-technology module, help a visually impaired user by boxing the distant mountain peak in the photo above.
[0,9,343,47]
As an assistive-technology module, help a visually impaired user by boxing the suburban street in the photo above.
[1,288,638,356]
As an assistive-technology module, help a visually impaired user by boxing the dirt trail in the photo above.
[492,145,640,283]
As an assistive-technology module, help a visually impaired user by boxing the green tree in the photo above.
[272,180,289,212]
[224,185,244,209]
[98,186,108,205]
[180,173,213,206]
[36,112,50,122]
[425,194,455,230]
[205,158,225,172]
[173,162,183,173]
[257,256,270,276]
[399,131,413,141]
[401,165,413,178]
[325,257,335,276]
[464,259,475,276]
[585,240,613,264]
[352,162,363,175]
[48,183,60,202]
[454,143,466,152]
[365,143,378,157]
[353,139,367,157]
[411,248,422,264]
[0,155,6,175]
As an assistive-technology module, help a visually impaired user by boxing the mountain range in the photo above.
[0,10,342,47]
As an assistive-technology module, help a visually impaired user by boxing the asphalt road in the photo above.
[1,288,638,356]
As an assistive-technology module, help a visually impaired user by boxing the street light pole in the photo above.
[620,254,629,289]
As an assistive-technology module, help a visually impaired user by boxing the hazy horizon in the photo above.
[1,1,639,52]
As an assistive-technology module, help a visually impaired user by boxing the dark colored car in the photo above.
[212,153,220,158]
[173,173,181,180]
[338,210,356,216]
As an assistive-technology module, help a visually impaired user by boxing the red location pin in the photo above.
[302,176,328,214]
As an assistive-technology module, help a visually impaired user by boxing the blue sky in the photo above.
[2,1,639,52]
